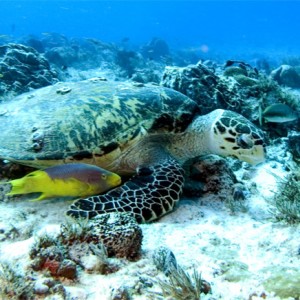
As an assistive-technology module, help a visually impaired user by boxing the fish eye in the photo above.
[237,134,254,149]
[101,174,107,180]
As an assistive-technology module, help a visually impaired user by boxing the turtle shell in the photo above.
[0,79,198,169]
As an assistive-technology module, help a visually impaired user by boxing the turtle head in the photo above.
[207,109,265,165]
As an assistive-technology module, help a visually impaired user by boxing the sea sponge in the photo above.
[60,212,143,260]
[87,213,143,260]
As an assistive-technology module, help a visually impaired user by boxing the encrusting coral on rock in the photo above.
[30,212,142,276]
[0,43,58,97]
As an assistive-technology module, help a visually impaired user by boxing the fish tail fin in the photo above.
[6,171,45,197]
[6,179,25,196]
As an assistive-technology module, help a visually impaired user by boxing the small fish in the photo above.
[6,163,121,201]
[224,60,253,69]
[238,63,247,71]
[121,37,130,43]
[253,67,259,75]
[262,103,298,123]
[224,60,235,68]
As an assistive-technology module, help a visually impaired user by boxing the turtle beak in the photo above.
[237,144,266,165]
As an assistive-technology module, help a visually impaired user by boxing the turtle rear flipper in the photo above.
[66,157,185,223]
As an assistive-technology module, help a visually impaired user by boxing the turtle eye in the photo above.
[237,134,254,149]
[101,174,107,180]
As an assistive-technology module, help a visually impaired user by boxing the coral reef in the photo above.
[34,34,166,83]
[116,49,140,78]
[161,61,228,114]
[45,38,118,70]
[30,212,142,279]
[130,60,163,84]
[0,262,34,299]
[141,37,170,61]
[161,60,263,120]
[0,261,66,299]
[161,60,299,127]
[287,131,300,161]
[185,155,241,198]
[30,232,78,279]
[0,43,58,97]
[22,36,45,53]
[45,45,81,68]
[271,64,300,88]
[183,155,249,214]
[10,212,143,297]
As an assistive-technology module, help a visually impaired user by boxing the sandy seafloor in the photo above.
[0,143,299,300]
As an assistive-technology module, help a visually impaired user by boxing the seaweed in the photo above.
[30,232,59,255]
[60,216,91,244]
[269,169,300,224]
[151,246,211,299]
[152,246,178,276]
[0,262,33,299]
[153,265,210,300]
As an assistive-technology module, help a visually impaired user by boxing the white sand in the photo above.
[0,155,299,300]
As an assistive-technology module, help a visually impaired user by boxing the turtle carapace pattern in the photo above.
[0,79,266,223]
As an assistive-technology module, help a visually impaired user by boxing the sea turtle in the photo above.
[0,79,265,223]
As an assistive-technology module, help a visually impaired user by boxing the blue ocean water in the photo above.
[1,0,300,58]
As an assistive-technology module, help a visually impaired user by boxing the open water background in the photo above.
[0,1,300,58]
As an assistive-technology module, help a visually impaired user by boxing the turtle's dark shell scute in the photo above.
[0,79,198,167]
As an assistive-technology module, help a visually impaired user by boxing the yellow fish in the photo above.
[6,163,121,201]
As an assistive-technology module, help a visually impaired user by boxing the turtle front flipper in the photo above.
[66,157,185,223]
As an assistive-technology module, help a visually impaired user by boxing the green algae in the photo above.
[223,66,248,77]
[219,260,251,282]
[262,266,300,298]
[270,169,300,224]
[234,75,258,87]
